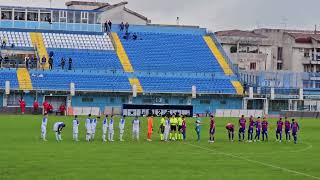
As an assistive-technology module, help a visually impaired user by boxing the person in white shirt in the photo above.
[119,115,126,141]
[102,115,108,142]
[72,115,79,141]
[41,113,48,141]
[53,122,65,141]
[108,115,114,141]
[164,116,171,141]
[132,116,140,141]
[85,114,92,142]
[91,116,99,141]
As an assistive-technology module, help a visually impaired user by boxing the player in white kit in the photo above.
[132,116,140,141]
[164,116,171,141]
[108,115,114,141]
[72,115,79,141]
[102,115,109,142]
[119,115,126,141]
[85,114,92,141]
[53,122,65,141]
[91,116,99,141]
[41,113,48,141]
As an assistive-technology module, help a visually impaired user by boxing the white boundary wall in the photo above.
[216,109,264,118]
[72,107,101,116]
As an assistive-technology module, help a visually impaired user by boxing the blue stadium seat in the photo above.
[0,69,19,89]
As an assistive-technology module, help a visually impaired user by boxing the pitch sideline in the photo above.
[185,142,320,180]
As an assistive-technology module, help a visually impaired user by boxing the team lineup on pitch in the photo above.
[40,113,300,144]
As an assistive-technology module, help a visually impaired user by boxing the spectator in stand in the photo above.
[48,104,53,114]
[0,55,3,68]
[108,20,112,31]
[68,57,72,70]
[32,56,37,69]
[125,22,129,33]
[119,22,124,32]
[33,99,39,114]
[58,104,66,116]
[42,100,48,114]
[41,56,46,69]
[25,56,30,69]
[1,36,7,48]
[61,58,65,70]
[48,56,53,70]
[19,98,26,115]
[104,20,108,32]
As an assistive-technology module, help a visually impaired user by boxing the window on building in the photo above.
[74,11,81,23]
[277,47,283,60]
[27,11,38,21]
[52,11,59,22]
[250,62,256,70]
[304,48,310,57]
[121,97,126,103]
[82,97,93,102]
[110,97,115,103]
[40,11,51,22]
[67,11,74,23]
[81,12,88,23]
[1,9,12,20]
[164,99,169,104]
[59,11,67,22]
[230,46,237,53]
[14,10,25,20]
[277,63,283,70]
[179,99,184,104]
[88,12,95,24]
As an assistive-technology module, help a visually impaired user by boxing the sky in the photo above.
[0,0,319,31]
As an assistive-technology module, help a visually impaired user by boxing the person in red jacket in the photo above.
[59,104,65,115]
[33,100,39,113]
[42,100,48,114]
[48,104,53,113]
[19,99,26,114]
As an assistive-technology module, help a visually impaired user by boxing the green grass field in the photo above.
[0,115,319,180]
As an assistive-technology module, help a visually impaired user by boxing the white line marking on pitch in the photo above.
[185,143,320,180]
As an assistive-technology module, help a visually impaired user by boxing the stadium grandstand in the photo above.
[0,1,319,118]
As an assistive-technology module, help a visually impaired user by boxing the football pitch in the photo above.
[0,115,319,180]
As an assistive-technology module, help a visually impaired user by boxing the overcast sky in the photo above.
[1,0,319,31]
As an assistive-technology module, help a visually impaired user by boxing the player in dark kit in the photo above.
[238,115,246,141]
[276,117,284,142]
[284,117,291,142]
[261,117,268,141]
[254,117,261,142]
[291,119,300,144]
[247,116,255,142]
[226,123,234,142]
[209,115,216,143]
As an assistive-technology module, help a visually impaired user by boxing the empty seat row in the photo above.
[0,31,32,47]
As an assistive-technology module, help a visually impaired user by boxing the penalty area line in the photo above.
[185,143,320,180]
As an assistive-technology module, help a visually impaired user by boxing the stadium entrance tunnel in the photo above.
[122,104,193,117]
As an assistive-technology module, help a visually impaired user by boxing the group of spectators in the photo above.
[23,55,73,70]
[59,57,73,70]
[19,98,66,115]
[104,20,130,33]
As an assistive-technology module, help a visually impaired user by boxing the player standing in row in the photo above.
[53,122,65,142]
[72,115,79,141]
[195,114,202,141]
[147,115,153,141]
[209,115,215,143]
[108,115,114,141]
[226,122,234,142]
[102,115,108,142]
[41,113,48,141]
[284,117,291,142]
[170,114,177,140]
[181,116,187,140]
[132,116,140,141]
[85,114,92,142]
[291,119,300,144]
[261,117,268,141]
[91,116,99,141]
[276,117,284,142]
[163,116,171,141]
[159,115,165,141]
[254,117,261,142]
[238,115,246,141]
[247,116,254,142]
[177,114,183,140]
[119,115,126,141]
